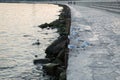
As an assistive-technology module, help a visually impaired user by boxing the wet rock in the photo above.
[38,23,49,29]
[56,67,65,77]
[34,55,38,58]
[43,63,60,75]
[53,41,66,55]
[59,71,66,80]
[45,36,68,58]
[57,49,65,62]
[23,35,31,37]
[33,58,51,64]
[35,4,71,80]
[52,58,63,65]
[45,42,66,58]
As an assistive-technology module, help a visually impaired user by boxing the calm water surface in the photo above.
[0,3,62,80]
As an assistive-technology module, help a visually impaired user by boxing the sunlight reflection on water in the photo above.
[0,3,62,80]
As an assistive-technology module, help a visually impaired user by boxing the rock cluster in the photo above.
[34,4,71,80]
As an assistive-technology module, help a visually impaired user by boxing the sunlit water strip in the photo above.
[0,3,62,80]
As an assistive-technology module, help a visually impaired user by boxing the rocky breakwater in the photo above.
[33,4,71,80]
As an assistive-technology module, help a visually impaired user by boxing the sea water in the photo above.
[0,3,62,80]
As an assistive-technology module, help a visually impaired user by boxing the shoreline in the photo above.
[34,4,71,80]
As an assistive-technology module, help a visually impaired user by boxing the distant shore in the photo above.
[34,4,71,80]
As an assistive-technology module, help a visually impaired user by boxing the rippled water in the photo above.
[0,3,62,80]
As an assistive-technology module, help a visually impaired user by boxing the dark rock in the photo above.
[57,49,65,62]
[45,41,66,58]
[35,4,71,80]
[35,55,38,58]
[43,63,60,75]
[52,58,63,65]
[56,67,65,77]
[33,58,51,64]
[59,71,66,80]
[53,41,66,54]
[38,23,49,29]
[23,35,31,37]
[45,36,68,58]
